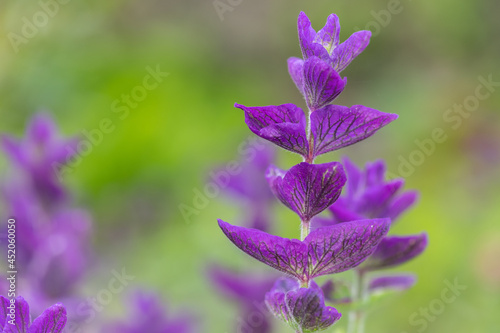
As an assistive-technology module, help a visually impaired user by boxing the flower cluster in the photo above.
[1,113,195,332]
[217,12,427,333]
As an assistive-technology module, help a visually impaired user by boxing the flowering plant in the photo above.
[217,12,427,333]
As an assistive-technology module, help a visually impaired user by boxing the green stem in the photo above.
[304,105,315,164]
[347,270,367,333]
[300,220,310,241]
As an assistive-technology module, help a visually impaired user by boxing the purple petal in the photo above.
[0,136,28,168]
[236,103,308,156]
[208,265,276,304]
[365,160,386,187]
[27,304,67,333]
[2,296,30,333]
[27,113,57,144]
[0,296,10,329]
[320,280,352,304]
[313,14,340,55]
[342,156,363,201]
[265,278,299,324]
[298,12,329,61]
[354,179,404,218]
[106,291,194,333]
[267,162,346,222]
[328,203,364,223]
[304,219,391,278]
[218,220,308,280]
[383,191,419,221]
[311,105,398,157]
[331,30,371,73]
[360,234,428,271]
[287,57,305,94]
[369,274,417,293]
[266,278,341,332]
[303,57,346,110]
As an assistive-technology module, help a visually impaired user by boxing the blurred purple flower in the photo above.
[359,234,428,272]
[0,113,93,313]
[314,157,427,273]
[1,113,77,205]
[215,145,275,231]
[29,209,93,299]
[0,296,67,333]
[105,291,194,333]
[368,274,417,294]
[208,265,276,333]
[324,156,419,224]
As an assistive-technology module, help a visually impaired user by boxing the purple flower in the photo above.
[236,103,396,162]
[2,182,92,300]
[215,145,276,231]
[266,162,346,222]
[30,209,93,298]
[287,12,371,109]
[1,113,77,204]
[265,277,341,332]
[315,157,428,272]
[296,12,371,73]
[1,113,93,304]
[0,296,67,333]
[105,291,193,333]
[208,265,276,333]
[368,274,417,294]
[218,218,390,285]
[327,157,419,223]
[359,234,428,272]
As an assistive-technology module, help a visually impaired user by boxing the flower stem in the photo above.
[300,220,310,241]
[304,106,315,164]
[347,270,367,333]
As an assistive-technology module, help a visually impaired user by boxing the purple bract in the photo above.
[265,277,341,332]
[218,219,390,285]
[266,162,346,222]
[237,104,396,162]
[0,296,67,333]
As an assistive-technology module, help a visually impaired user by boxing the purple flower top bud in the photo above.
[0,296,67,333]
[297,12,371,73]
[1,113,78,204]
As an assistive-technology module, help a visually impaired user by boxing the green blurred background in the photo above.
[1,0,499,332]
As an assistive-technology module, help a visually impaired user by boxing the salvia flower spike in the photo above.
[217,11,425,333]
